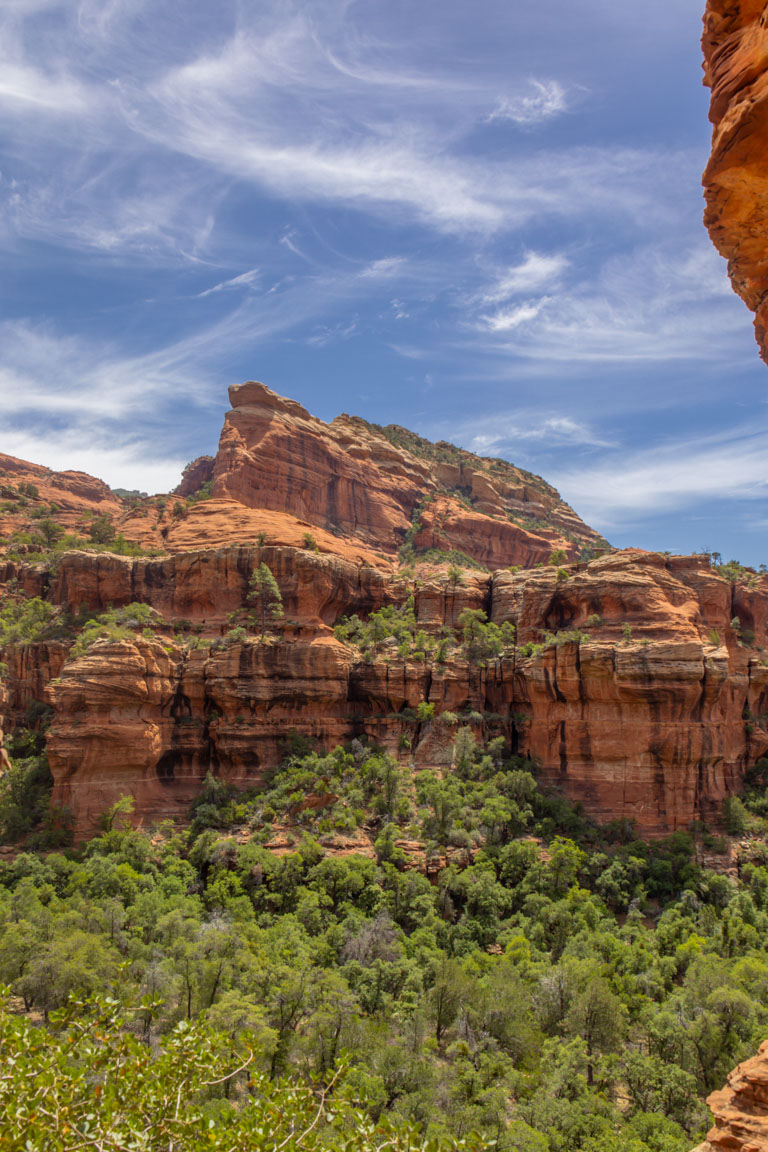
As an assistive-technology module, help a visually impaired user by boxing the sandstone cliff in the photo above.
[703,0,768,363]
[0,383,605,567]
[694,1041,768,1150]
[211,381,605,566]
[0,543,764,838]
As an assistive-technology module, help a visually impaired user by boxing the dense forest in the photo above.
[3,705,768,1151]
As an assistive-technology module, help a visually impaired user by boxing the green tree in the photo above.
[566,974,626,1084]
[248,563,284,632]
[88,514,117,544]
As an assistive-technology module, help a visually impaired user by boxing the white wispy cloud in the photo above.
[0,425,187,495]
[488,80,569,126]
[197,268,260,297]
[0,249,432,486]
[481,300,549,332]
[0,62,89,114]
[0,1,708,254]
[467,241,747,363]
[306,318,357,346]
[478,252,569,304]
[461,412,614,453]
[359,256,407,278]
[547,423,768,529]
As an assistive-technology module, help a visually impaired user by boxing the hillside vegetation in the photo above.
[4,725,768,1150]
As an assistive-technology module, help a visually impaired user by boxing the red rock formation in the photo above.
[1,386,766,839]
[0,453,126,543]
[175,456,215,498]
[212,381,605,566]
[694,1040,768,1150]
[2,544,759,838]
[0,383,605,566]
[702,0,768,363]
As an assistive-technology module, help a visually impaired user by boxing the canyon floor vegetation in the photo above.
[3,722,768,1150]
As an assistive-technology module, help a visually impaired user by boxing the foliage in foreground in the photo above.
[0,994,485,1152]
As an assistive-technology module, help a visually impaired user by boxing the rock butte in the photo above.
[703,0,768,363]
[0,383,766,840]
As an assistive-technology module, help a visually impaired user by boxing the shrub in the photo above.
[0,752,58,842]
[457,608,514,663]
[0,598,61,645]
[722,795,749,836]
[218,626,248,648]
[69,604,160,659]
[88,514,117,545]
[335,597,426,658]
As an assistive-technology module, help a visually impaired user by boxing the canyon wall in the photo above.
[210,381,606,566]
[0,544,763,838]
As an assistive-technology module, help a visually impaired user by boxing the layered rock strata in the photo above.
[212,382,605,565]
[0,545,764,837]
[0,384,606,566]
[703,0,768,363]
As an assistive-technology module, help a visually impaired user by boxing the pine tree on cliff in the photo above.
[247,563,283,633]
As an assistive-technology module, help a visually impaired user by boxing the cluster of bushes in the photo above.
[0,994,472,1152]
[4,722,768,1146]
[0,597,63,646]
[3,525,160,562]
[68,602,161,658]
[517,629,591,660]
[336,598,583,668]
[1,501,164,562]
[215,564,285,648]
[0,707,72,847]
[335,598,440,662]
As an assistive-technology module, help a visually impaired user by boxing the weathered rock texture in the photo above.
[703,0,768,362]
[694,1040,768,1150]
[212,382,606,566]
[0,384,605,566]
[1,385,766,838]
[0,544,764,837]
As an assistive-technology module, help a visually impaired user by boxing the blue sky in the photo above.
[2,0,767,563]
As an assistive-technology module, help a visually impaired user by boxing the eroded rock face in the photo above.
[2,545,760,838]
[212,381,605,566]
[694,1040,768,1150]
[175,456,215,498]
[703,0,768,363]
[0,385,765,839]
[0,383,606,566]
